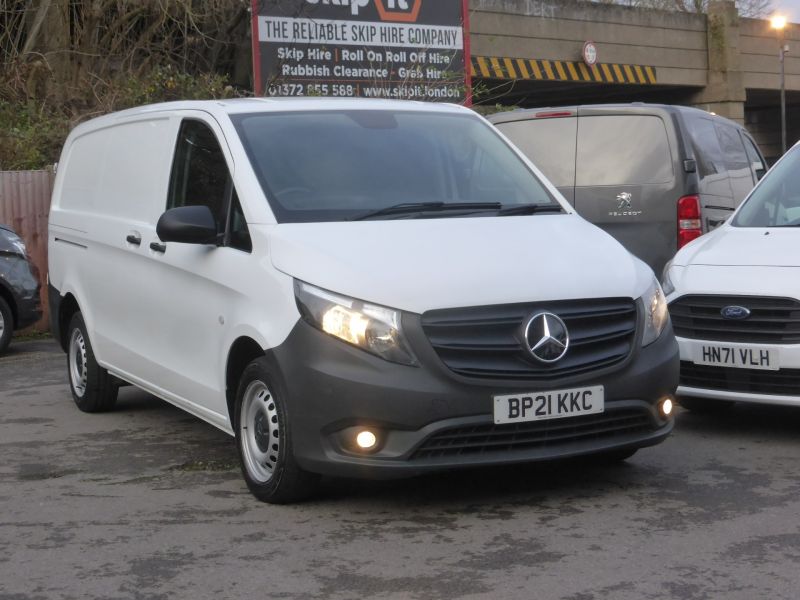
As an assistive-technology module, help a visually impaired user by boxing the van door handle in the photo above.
[149,242,166,253]
[126,232,142,246]
[707,218,725,228]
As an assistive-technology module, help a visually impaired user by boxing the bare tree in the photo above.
[0,0,250,111]
[591,0,773,18]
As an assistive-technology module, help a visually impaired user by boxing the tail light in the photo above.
[678,195,702,248]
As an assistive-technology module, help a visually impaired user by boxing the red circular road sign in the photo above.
[583,41,598,67]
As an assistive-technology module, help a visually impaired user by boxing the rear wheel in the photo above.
[0,297,12,354]
[677,395,734,414]
[66,312,118,412]
[235,357,319,503]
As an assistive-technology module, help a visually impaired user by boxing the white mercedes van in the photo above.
[48,98,678,502]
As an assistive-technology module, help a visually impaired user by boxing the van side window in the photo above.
[687,117,726,178]
[714,123,749,172]
[741,135,766,181]
[168,120,231,229]
[168,119,251,252]
[227,192,252,253]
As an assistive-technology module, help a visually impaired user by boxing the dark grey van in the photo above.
[490,104,766,274]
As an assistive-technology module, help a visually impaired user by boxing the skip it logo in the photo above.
[305,0,423,21]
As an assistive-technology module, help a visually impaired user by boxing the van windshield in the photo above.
[733,146,800,227]
[231,110,559,223]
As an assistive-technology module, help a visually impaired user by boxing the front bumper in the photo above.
[273,320,679,479]
[677,336,800,407]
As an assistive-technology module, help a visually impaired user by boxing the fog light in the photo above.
[355,430,377,450]
[660,397,674,417]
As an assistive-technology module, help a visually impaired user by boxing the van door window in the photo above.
[714,123,749,172]
[714,122,756,204]
[226,192,252,253]
[168,119,250,251]
[742,135,766,181]
[687,117,727,179]
[575,115,673,186]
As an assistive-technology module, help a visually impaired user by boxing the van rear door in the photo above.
[493,114,577,205]
[573,112,680,274]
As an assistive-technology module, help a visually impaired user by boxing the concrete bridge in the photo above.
[470,0,799,162]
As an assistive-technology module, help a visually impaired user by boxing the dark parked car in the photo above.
[490,104,767,275]
[0,224,42,353]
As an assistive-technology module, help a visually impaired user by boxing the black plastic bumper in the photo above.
[272,319,679,480]
[0,256,42,330]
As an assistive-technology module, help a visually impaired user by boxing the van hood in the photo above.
[267,215,653,314]
[674,225,800,268]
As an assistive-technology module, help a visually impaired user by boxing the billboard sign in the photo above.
[251,0,470,103]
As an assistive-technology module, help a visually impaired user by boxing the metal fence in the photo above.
[0,170,54,331]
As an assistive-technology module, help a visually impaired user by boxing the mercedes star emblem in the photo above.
[523,312,570,363]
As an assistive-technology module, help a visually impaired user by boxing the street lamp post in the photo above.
[771,15,788,155]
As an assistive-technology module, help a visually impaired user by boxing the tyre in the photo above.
[235,357,319,503]
[66,312,118,412]
[0,297,12,354]
[677,395,734,414]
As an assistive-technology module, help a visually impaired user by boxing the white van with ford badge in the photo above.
[48,99,678,503]
[665,142,800,412]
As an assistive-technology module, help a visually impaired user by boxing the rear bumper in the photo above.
[273,320,679,479]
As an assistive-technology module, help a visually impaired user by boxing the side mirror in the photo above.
[156,205,218,244]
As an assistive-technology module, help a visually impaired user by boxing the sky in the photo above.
[772,0,800,23]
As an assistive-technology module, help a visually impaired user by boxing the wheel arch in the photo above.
[57,293,81,352]
[225,336,266,427]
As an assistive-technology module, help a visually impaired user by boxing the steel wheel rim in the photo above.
[0,309,5,339]
[240,380,280,483]
[68,328,88,398]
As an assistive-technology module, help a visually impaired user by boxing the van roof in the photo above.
[488,103,744,129]
[68,98,473,137]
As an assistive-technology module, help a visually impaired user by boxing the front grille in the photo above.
[411,408,653,460]
[680,361,800,396]
[421,298,637,380]
[670,295,800,344]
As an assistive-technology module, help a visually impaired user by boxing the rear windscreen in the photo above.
[575,115,673,186]
[495,117,577,188]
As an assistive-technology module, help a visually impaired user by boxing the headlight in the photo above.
[661,260,675,296]
[294,280,417,366]
[641,278,669,347]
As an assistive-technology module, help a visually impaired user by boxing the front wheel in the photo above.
[66,312,118,412]
[235,357,319,503]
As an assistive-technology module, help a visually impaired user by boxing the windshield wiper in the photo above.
[496,204,564,216]
[350,202,502,221]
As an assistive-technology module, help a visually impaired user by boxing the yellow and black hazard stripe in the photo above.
[471,56,657,85]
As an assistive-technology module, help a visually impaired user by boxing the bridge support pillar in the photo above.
[690,0,746,123]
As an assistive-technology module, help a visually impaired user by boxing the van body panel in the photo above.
[269,215,654,314]
[490,104,766,275]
